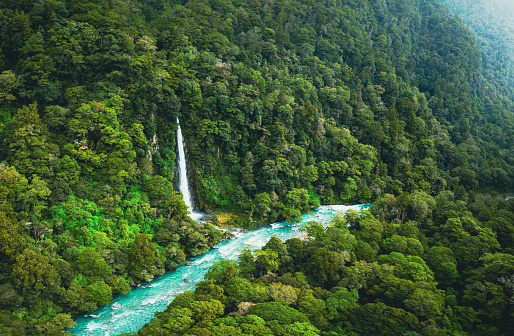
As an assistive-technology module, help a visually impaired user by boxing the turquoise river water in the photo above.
[71,203,370,336]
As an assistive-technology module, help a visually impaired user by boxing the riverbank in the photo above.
[71,204,369,336]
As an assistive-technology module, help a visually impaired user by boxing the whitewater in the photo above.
[71,119,370,335]
[71,203,370,335]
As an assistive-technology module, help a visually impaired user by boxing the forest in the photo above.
[441,0,514,100]
[126,192,514,336]
[0,0,512,335]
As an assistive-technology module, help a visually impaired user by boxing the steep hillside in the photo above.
[0,0,513,334]
[441,0,514,99]
[143,0,514,224]
[0,1,223,334]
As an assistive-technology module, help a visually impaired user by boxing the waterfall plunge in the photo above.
[176,119,204,221]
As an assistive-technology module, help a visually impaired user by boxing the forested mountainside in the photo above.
[129,192,514,336]
[441,0,514,100]
[0,0,513,335]
[0,1,226,334]
[145,0,514,226]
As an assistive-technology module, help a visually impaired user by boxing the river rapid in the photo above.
[71,203,370,336]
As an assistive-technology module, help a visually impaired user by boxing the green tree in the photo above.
[267,282,297,304]
[237,247,256,278]
[85,281,113,306]
[11,248,59,295]
[307,248,342,287]
[0,311,26,336]
[248,302,310,325]
[424,246,459,285]
[0,212,25,262]
[128,234,160,282]
[0,71,17,105]
[403,288,445,320]
[74,247,111,280]
[326,288,359,320]
[15,173,51,221]
[1,103,50,176]
[352,302,419,336]
[205,260,238,285]
[34,314,76,336]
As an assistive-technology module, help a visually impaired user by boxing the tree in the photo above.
[144,175,187,218]
[241,152,257,191]
[34,314,76,336]
[463,253,514,320]
[140,307,194,335]
[424,246,459,285]
[0,71,18,105]
[248,302,310,325]
[85,281,113,306]
[15,173,51,221]
[237,247,256,278]
[0,310,26,336]
[5,10,32,64]
[194,280,226,302]
[254,249,279,275]
[11,248,59,295]
[0,212,25,262]
[20,32,55,95]
[253,192,272,218]
[1,103,50,176]
[74,247,111,280]
[307,248,342,286]
[285,188,310,212]
[298,295,329,329]
[0,163,21,218]
[55,155,80,186]
[128,234,159,281]
[378,253,434,283]
[267,282,297,304]
[404,288,445,320]
[486,217,514,249]
[188,299,225,322]
[206,260,238,285]
[326,288,359,320]
[283,322,320,336]
[347,211,384,248]
[382,235,424,257]
[352,303,419,336]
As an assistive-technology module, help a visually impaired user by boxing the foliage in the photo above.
[135,192,514,335]
[0,0,513,334]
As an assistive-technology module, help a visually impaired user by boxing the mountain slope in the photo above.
[0,0,514,334]
[142,0,514,223]
[441,0,514,100]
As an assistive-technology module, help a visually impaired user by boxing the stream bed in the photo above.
[71,203,370,336]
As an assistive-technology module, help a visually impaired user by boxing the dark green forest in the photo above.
[127,192,514,336]
[0,0,512,335]
[441,0,514,100]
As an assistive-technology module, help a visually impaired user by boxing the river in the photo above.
[71,203,370,336]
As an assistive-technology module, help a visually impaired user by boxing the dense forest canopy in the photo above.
[128,192,514,336]
[0,0,512,335]
[441,0,514,100]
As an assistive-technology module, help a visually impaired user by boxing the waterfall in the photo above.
[176,119,203,221]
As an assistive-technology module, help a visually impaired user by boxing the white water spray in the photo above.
[176,119,203,221]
